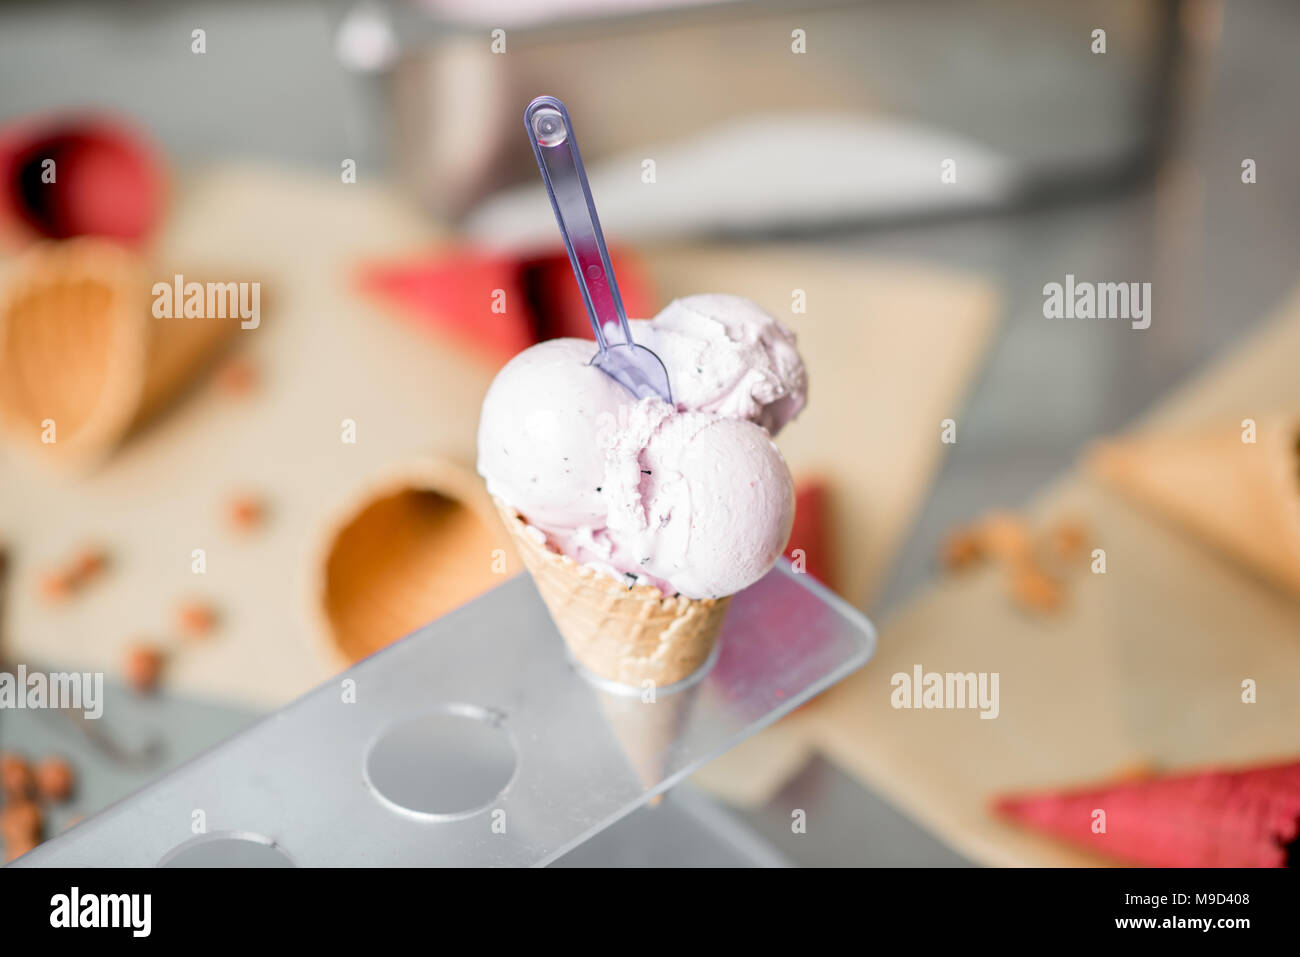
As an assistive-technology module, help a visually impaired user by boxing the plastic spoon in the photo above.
[524,95,672,404]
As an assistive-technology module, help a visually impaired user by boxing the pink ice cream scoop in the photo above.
[477,295,804,600]
[601,401,795,599]
[477,337,627,528]
[605,293,807,435]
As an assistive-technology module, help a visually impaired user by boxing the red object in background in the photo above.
[785,478,835,590]
[994,759,1300,867]
[0,115,164,245]
[357,248,656,366]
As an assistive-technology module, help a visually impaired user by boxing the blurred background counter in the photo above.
[1,0,1298,866]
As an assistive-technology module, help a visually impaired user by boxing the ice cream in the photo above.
[478,293,804,683]
[476,337,627,529]
[599,402,794,599]
[605,293,807,435]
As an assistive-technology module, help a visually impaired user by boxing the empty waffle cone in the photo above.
[315,459,514,668]
[495,502,730,687]
[994,758,1300,867]
[1087,414,1300,596]
[0,238,240,469]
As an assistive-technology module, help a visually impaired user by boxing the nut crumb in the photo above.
[177,600,218,638]
[939,527,984,571]
[1044,518,1088,562]
[34,757,75,803]
[38,570,74,603]
[0,799,42,843]
[3,834,38,863]
[124,644,165,694]
[227,495,266,532]
[1111,759,1159,783]
[978,510,1034,563]
[215,355,257,395]
[0,752,34,800]
[1008,561,1064,614]
[70,546,108,583]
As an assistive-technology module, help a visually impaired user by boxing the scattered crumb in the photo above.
[1008,561,1064,615]
[38,570,74,603]
[124,644,165,694]
[978,510,1034,563]
[215,355,257,395]
[176,600,218,638]
[3,834,38,863]
[939,510,1093,616]
[0,752,34,799]
[1111,759,1160,783]
[0,799,42,844]
[939,527,983,572]
[0,754,81,860]
[33,757,75,803]
[37,545,109,602]
[69,546,108,583]
[227,495,266,532]
[1044,518,1088,563]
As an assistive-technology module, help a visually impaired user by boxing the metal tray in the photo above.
[15,562,873,867]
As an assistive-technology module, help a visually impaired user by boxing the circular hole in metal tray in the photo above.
[363,704,517,820]
[159,832,294,867]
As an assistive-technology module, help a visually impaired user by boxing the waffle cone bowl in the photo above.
[494,501,731,688]
[0,238,237,469]
[315,459,513,668]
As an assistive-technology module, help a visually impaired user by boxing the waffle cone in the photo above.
[0,238,238,469]
[495,502,730,687]
[596,684,699,794]
[312,459,513,668]
[1087,414,1300,596]
[994,759,1300,867]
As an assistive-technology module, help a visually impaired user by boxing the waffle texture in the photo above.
[0,238,237,469]
[496,501,730,687]
[0,239,147,466]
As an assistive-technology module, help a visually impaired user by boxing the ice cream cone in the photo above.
[994,759,1300,867]
[495,502,731,688]
[0,238,238,469]
[314,459,514,668]
[1087,414,1300,596]
[595,683,700,795]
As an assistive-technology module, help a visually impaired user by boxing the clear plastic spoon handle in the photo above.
[524,95,633,354]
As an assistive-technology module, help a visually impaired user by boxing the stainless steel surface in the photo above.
[13,564,873,867]
[0,677,791,868]
[738,755,975,867]
[552,783,791,867]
